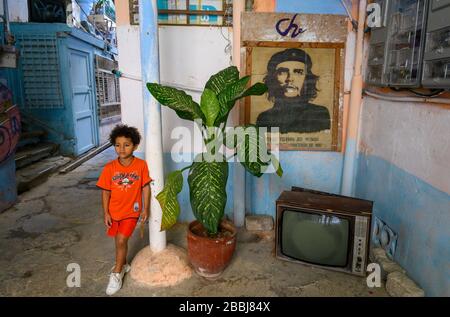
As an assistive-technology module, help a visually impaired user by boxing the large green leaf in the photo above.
[269,154,283,177]
[215,81,269,126]
[239,82,268,98]
[200,88,220,127]
[147,83,204,121]
[156,170,184,231]
[188,155,228,235]
[205,66,239,95]
[235,125,275,177]
[215,76,250,124]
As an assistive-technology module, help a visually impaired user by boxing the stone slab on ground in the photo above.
[386,271,425,297]
[370,247,406,280]
[245,215,274,231]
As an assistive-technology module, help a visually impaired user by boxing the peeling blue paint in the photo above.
[355,154,450,296]
[0,155,17,212]
[246,151,344,215]
[341,138,357,196]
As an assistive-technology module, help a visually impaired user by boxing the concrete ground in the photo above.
[0,147,389,297]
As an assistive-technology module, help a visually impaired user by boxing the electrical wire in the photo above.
[407,88,445,97]
[389,87,446,98]
[364,88,450,105]
[219,25,232,66]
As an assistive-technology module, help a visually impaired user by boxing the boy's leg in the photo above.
[113,233,129,273]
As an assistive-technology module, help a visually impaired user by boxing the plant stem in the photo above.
[180,164,193,173]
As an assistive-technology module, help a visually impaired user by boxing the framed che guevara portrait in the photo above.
[244,41,343,151]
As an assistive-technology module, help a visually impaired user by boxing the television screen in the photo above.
[281,209,350,267]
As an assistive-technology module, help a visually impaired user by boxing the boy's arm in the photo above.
[102,190,112,227]
[142,184,150,223]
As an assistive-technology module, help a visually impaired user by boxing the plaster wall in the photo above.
[115,3,233,219]
[244,2,353,216]
[355,97,450,296]
[158,25,233,153]
[116,25,145,156]
[276,0,348,15]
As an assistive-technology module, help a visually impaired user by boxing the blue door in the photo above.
[69,48,97,155]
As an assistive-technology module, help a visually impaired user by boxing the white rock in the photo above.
[386,271,425,297]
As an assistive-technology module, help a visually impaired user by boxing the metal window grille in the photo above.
[15,33,64,109]
[95,56,121,121]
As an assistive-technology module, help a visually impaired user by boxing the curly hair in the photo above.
[264,48,319,102]
[109,124,141,146]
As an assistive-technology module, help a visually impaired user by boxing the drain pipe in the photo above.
[232,0,246,227]
[139,0,166,252]
[340,0,366,196]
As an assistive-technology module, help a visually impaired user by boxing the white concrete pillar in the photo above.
[232,0,246,227]
[139,0,166,252]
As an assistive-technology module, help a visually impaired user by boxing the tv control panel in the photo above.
[352,216,369,275]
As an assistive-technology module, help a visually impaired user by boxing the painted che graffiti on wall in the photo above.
[0,84,21,165]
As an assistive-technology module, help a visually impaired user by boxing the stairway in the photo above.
[15,121,71,193]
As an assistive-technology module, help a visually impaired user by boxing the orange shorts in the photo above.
[107,218,138,238]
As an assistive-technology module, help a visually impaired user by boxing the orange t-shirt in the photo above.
[96,157,152,221]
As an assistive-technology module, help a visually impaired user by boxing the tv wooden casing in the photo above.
[275,188,373,276]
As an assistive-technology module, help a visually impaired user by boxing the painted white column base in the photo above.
[129,244,193,287]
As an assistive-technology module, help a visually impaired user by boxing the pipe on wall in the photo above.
[139,0,166,252]
[364,89,450,105]
[340,0,367,196]
[232,0,246,227]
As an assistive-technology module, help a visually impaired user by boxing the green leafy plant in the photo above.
[147,66,283,236]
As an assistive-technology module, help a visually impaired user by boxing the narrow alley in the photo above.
[0,147,388,297]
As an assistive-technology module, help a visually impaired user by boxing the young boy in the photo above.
[96,124,151,295]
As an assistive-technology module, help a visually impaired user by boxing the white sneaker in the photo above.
[106,264,131,296]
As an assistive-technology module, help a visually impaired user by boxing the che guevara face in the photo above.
[275,61,306,98]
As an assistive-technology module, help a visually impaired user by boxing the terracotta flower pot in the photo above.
[187,219,237,279]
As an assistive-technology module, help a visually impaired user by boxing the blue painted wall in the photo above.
[158,1,350,219]
[276,0,348,15]
[0,156,17,212]
[247,151,344,214]
[1,23,115,156]
[355,154,450,296]
[244,0,348,216]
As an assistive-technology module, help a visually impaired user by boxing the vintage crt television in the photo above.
[275,187,373,276]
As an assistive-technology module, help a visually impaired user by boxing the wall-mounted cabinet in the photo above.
[366,0,429,88]
[422,0,450,87]
[385,0,428,86]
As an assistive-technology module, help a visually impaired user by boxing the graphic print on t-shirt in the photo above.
[112,171,140,191]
